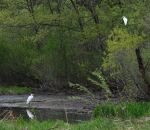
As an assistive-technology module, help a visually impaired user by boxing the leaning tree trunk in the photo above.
[135,48,150,96]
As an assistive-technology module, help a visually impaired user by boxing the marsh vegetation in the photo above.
[0,0,150,129]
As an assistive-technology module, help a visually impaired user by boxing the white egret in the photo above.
[26,109,34,119]
[122,16,128,26]
[26,94,34,105]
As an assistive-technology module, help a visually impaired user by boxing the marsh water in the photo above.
[0,107,92,123]
[0,95,96,123]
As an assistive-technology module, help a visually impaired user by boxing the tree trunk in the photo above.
[70,0,84,30]
[135,48,150,95]
[47,0,53,14]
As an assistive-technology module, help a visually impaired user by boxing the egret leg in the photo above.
[29,103,31,108]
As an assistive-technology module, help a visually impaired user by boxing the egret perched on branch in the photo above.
[26,109,34,119]
[26,94,34,106]
[122,16,128,26]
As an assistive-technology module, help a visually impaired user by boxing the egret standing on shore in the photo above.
[122,16,128,26]
[26,94,34,106]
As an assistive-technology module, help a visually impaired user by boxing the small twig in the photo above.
[47,123,59,130]
[65,109,68,124]
[145,58,150,71]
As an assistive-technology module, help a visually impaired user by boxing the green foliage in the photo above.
[0,86,32,94]
[68,82,95,98]
[88,70,111,96]
[0,0,149,96]
[102,13,149,97]
[103,27,144,69]
[108,27,144,51]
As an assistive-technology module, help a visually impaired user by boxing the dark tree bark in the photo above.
[26,0,39,33]
[47,0,53,14]
[88,6,100,24]
[56,0,61,13]
[70,0,84,30]
[135,48,150,95]
[76,0,100,24]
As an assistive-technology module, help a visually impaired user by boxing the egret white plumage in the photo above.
[26,109,34,119]
[26,94,34,105]
[122,16,128,26]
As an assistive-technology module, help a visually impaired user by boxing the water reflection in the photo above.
[0,110,16,120]
[0,108,92,123]
[26,109,34,119]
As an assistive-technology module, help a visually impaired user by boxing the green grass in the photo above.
[0,117,150,130]
[0,86,32,94]
[94,102,150,119]
[1,102,150,130]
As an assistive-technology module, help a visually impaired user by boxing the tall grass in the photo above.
[1,102,150,129]
[1,117,150,130]
[94,102,150,118]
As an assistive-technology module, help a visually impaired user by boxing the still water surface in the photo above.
[0,107,92,123]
